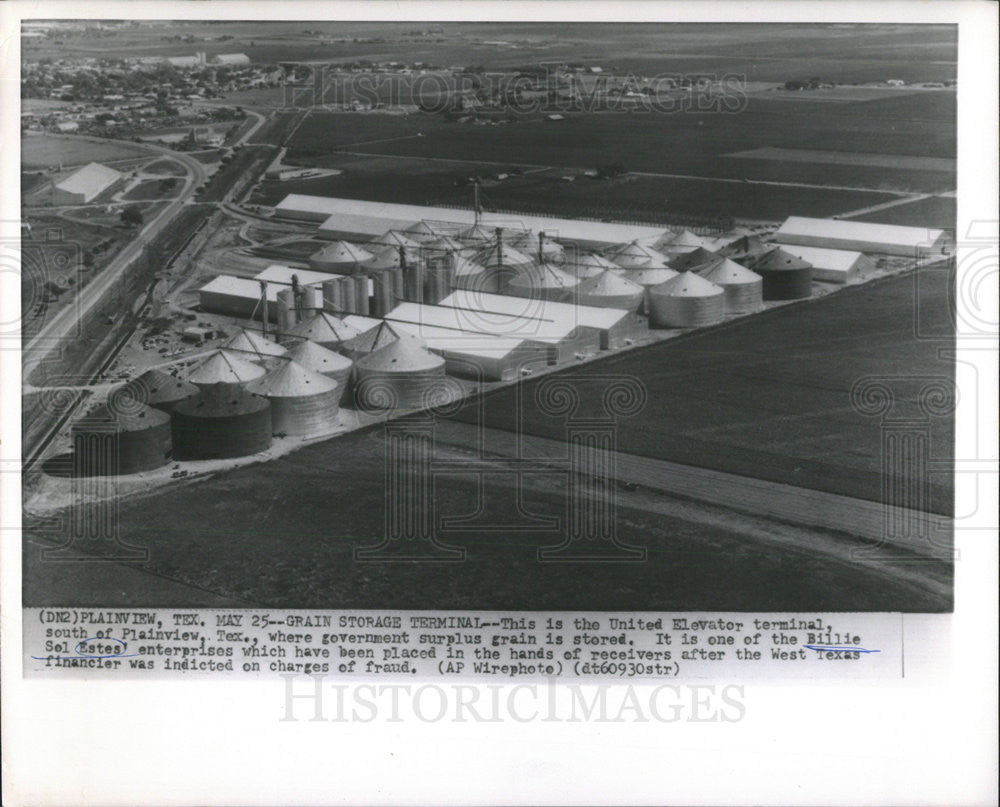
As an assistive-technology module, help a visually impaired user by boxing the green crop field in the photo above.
[850,195,956,230]
[21,135,150,170]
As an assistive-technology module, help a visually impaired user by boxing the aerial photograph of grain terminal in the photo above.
[20,21,957,612]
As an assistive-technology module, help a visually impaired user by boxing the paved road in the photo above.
[22,137,207,386]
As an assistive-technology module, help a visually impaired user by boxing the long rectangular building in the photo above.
[774,216,952,258]
[274,194,668,250]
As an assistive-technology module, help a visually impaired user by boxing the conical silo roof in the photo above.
[748,247,812,272]
[660,229,714,253]
[650,270,725,298]
[618,266,679,287]
[667,247,718,272]
[73,401,170,433]
[187,349,266,386]
[403,220,441,242]
[457,223,494,243]
[507,262,580,292]
[452,255,487,279]
[697,257,761,285]
[287,339,353,376]
[364,243,406,270]
[607,241,669,269]
[312,240,374,265]
[341,320,425,357]
[475,241,535,268]
[565,251,619,278]
[223,328,289,359]
[120,369,198,410]
[375,230,423,249]
[423,235,466,254]
[247,360,339,398]
[356,336,446,374]
[577,269,645,298]
[717,233,769,259]
[174,382,270,418]
[287,312,362,345]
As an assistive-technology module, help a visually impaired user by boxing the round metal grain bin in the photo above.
[747,248,813,301]
[171,383,272,460]
[353,338,447,413]
[657,229,714,255]
[340,321,426,361]
[606,241,670,270]
[71,403,172,476]
[119,369,197,414]
[403,220,441,243]
[576,269,645,310]
[696,258,763,314]
[186,349,266,390]
[248,360,340,437]
[648,271,726,328]
[563,251,619,279]
[309,240,374,274]
[667,247,718,272]
[287,339,354,404]
[283,312,362,351]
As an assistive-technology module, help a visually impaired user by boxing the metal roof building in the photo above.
[276,195,669,249]
[247,360,340,436]
[648,271,726,329]
[199,275,279,322]
[440,289,638,354]
[382,302,548,381]
[774,216,952,257]
[52,162,124,204]
[771,243,875,283]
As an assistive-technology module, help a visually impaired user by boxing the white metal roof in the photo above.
[440,290,631,335]
[771,243,867,271]
[276,195,668,247]
[383,305,530,359]
[254,264,339,286]
[200,275,279,302]
[55,162,122,201]
[775,216,945,249]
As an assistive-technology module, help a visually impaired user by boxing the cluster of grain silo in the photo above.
[648,271,726,328]
[247,360,340,437]
[171,383,272,460]
[71,402,172,476]
[320,274,371,316]
[696,258,764,314]
[746,247,814,300]
[341,320,424,361]
[576,270,645,310]
[353,337,448,412]
[222,329,289,363]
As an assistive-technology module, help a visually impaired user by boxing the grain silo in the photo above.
[746,247,813,301]
[450,255,492,292]
[287,339,354,403]
[119,369,197,414]
[171,383,272,460]
[576,270,645,310]
[222,329,289,363]
[403,220,441,243]
[475,240,535,269]
[696,257,763,314]
[457,223,494,245]
[717,233,769,262]
[648,271,726,328]
[607,241,670,269]
[308,240,375,274]
[247,360,340,436]
[283,312,362,350]
[617,266,679,288]
[506,262,581,302]
[340,320,425,361]
[186,349,266,389]
[365,243,407,271]
[667,247,718,272]
[563,251,619,279]
[658,229,714,255]
[353,337,447,412]
[71,402,171,476]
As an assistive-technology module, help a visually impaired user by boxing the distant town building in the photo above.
[51,162,123,204]
[214,53,251,66]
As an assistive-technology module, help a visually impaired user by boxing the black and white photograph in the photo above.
[2,3,997,805]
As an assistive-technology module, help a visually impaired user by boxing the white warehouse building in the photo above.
[774,216,953,258]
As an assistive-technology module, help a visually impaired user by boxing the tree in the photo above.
[120,207,144,227]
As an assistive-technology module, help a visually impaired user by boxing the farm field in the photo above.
[850,195,956,230]
[21,135,150,170]
[449,266,955,516]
